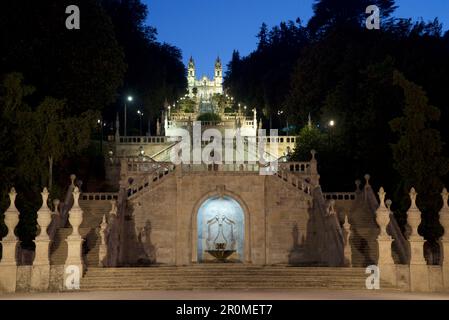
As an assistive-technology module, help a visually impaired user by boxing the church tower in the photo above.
[188,56,195,96]
[214,56,223,91]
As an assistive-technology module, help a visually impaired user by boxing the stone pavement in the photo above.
[1,289,449,300]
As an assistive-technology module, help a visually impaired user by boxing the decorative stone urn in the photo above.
[68,187,83,238]
[407,188,423,241]
[0,188,20,267]
[36,188,52,241]
[3,188,19,242]
[375,187,391,239]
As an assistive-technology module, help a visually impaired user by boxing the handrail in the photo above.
[128,164,177,198]
[276,165,312,195]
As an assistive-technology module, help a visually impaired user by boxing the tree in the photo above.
[390,71,449,240]
[290,124,326,161]
[0,73,98,247]
[100,0,186,129]
[308,0,397,37]
[257,23,270,50]
[0,0,126,114]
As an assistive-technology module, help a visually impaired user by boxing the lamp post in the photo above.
[137,110,143,136]
[124,95,133,136]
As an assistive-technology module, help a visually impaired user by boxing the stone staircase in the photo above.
[49,199,112,266]
[348,212,379,267]
[79,265,399,291]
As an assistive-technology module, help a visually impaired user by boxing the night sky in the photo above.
[145,0,449,78]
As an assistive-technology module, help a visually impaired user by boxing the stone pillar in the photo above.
[0,188,20,292]
[31,188,53,290]
[407,187,429,291]
[108,200,118,267]
[375,187,396,285]
[64,187,84,279]
[98,214,108,267]
[309,150,320,187]
[343,214,352,267]
[439,188,449,289]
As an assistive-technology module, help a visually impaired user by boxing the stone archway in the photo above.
[191,187,251,263]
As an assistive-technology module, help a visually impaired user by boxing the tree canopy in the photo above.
[225,0,449,240]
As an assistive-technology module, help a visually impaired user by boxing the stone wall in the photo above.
[126,172,311,266]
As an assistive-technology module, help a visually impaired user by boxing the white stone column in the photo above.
[0,188,20,292]
[439,188,449,289]
[407,187,429,291]
[98,214,108,267]
[375,187,396,285]
[64,187,84,277]
[343,214,352,267]
[31,188,53,290]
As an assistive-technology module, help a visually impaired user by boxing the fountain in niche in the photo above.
[205,214,236,262]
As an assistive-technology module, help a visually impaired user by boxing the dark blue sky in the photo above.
[144,0,449,78]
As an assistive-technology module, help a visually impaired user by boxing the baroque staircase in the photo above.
[80,265,398,291]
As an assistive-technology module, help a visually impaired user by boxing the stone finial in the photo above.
[36,187,52,242]
[407,187,423,241]
[355,180,361,191]
[73,186,80,208]
[409,187,418,209]
[364,174,371,186]
[67,186,83,238]
[375,187,391,239]
[8,187,18,211]
[41,187,49,209]
[3,187,20,241]
[327,200,336,216]
[53,199,60,215]
[343,214,351,230]
[378,187,386,208]
[70,174,76,187]
[100,214,108,245]
[386,199,392,212]
[310,149,316,161]
[109,200,117,216]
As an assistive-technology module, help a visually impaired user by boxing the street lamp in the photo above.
[328,119,335,146]
[137,110,144,136]
[124,95,133,136]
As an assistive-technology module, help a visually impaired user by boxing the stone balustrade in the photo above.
[323,192,356,201]
[181,162,260,173]
[279,161,310,174]
[118,136,178,144]
[276,167,312,195]
[128,165,177,197]
[126,159,174,173]
[80,193,118,201]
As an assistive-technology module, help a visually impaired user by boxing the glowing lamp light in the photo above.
[329,120,335,127]
[127,96,133,102]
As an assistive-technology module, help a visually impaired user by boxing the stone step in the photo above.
[79,266,398,291]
